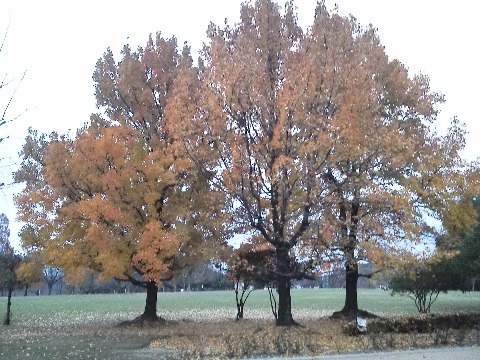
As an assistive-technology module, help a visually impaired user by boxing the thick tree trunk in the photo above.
[333,198,360,319]
[340,260,359,318]
[3,286,13,325]
[276,276,294,326]
[141,280,159,321]
[276,248,295,326]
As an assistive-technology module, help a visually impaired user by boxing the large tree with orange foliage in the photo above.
[300,6,478,318]
[196,0,333,326]
[15,34,224,322]
[193,0,478,324]
[14,0,477,327]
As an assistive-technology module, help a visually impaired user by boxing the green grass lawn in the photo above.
[1,289,479,359]
[1,288,479,327]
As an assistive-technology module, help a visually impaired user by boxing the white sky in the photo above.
[1,0,479,250]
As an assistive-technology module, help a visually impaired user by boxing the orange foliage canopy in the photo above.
[15,34,225,286]
[194,0,479,320]
[13,1,478,323]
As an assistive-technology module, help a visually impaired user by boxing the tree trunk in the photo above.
[276,276,294,325]
[340,259,359,318]
[3,286,13,325]
[235,282,244,321]
[334,197,360,319]
[141,280,159,321]
[276,248,295,326]
[236,302,244,320]
[24,284,28,296]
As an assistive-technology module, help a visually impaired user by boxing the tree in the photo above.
[14,35,224,322]
[1,24,26,144]
[437,195,480,289]
[1,24,27,192]
[179,262,207,292]
[458,224,480,290]
[194,0,475,324]
[178,261,229,291]
[226,243,276,320]
[196,0,333,326]
[15,254,43,296]
[293,4,477,318]
[42,267,63,295]
[0,213,21,325]
[390,255,466,313]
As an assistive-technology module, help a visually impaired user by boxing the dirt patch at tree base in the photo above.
[117,314,169,328]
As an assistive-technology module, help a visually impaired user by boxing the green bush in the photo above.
[390,256,468,313]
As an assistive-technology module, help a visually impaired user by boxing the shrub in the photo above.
[390,256,466,313]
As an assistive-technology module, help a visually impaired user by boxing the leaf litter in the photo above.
[2,307,480,359]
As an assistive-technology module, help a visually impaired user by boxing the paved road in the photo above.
[133,346,480,359]
[257,346,480,360]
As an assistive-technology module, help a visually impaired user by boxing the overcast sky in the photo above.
[1,0,479,249]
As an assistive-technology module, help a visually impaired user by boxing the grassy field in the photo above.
[2,288,480,325]
[1,289,479,359]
